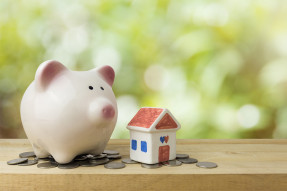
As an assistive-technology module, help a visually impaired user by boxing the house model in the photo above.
[127,107,181,164]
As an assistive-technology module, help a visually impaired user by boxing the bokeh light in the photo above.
[237,105,260,128]
[1,0,287,139]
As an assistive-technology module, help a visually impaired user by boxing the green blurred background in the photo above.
[1,0,287,139]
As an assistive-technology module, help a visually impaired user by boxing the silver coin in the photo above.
[50,160,59,165]
[164,160,182,167]
[79,160,98,167]
[107,154,121,159]
[37,162,58,169]
[74,155,88,161]
[177,158,198,164]
[104,162,126,169]
[38,157,51,161]
[196,162,218,169]
[7,158,28,165]
[46,157,58,163]
[58,162,79,169]
[89,153,107,159]
[19,151,36,158]
[176,154,189,159]
[121,158,138,164]
[89,158,110,165]
[103,150,119,155]
[18,159,38,166]
[86,154,94,159]
[38,156,54,161]
[141,163,162,169]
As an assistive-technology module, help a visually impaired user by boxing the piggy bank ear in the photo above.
[96,65,115,86]
[35,60,67,91]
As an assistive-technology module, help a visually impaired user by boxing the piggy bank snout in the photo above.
[102,105,115,119]
[88,101,116,123]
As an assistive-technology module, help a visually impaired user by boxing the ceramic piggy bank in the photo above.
[20,60,117,164]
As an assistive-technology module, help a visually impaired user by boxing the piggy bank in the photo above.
[20,60,118,164]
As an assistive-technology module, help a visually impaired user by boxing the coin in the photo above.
[89,153,107,159]
[107,154,121,160]
[177,158,198,164]
[196,162,218,169]
[19,151,36,158]
[141,163,162,169]
[58,162,79,169]
[121,158,138,164]
[74,155,88,161]
[86,154,93,158]
[37,162,58,169]
[79,160,98,167]
[89,158,110,165]
[164,160,182,167]
[38,157,51,161]
[50,160,59,165]
[7,158,28,165]
[104,162,126,169]
[103,150,119,155]
[176,154,189,159]
[46,157,58,163]
[18,159,38,166]
[38,155,55,161]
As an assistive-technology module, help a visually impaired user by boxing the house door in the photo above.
[158,145,170,162]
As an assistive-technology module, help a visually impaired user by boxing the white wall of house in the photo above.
[129,131,153,164]
[129,130,177,164]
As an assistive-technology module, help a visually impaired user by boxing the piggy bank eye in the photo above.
[100,86,104,90]
[89,86,93,90]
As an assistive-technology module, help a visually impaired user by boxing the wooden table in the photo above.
[1,139,286,191]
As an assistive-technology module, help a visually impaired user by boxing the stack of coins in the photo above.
[7,150,126,169]
[7,151,218,169]
[176,154,198,164]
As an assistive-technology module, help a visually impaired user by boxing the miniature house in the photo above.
[127,107,181,164]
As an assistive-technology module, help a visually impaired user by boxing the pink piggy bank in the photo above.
[20,60,117,164]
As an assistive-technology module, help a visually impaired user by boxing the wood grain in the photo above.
[1,139,287,191]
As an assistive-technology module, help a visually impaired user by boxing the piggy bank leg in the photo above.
[32,143,50,158]
[52,152,75,164]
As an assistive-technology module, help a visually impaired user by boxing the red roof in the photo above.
[128,108,163,128]
[155,113,178,130]
[128,107,178,130]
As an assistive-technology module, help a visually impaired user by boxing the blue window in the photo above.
[132,139,137,150]
[141,141,147,152]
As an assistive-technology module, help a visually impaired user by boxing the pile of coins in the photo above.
[7,150,126,169]
[7,151,38,166]
[136,154,218,169]
[7,151,217,169]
